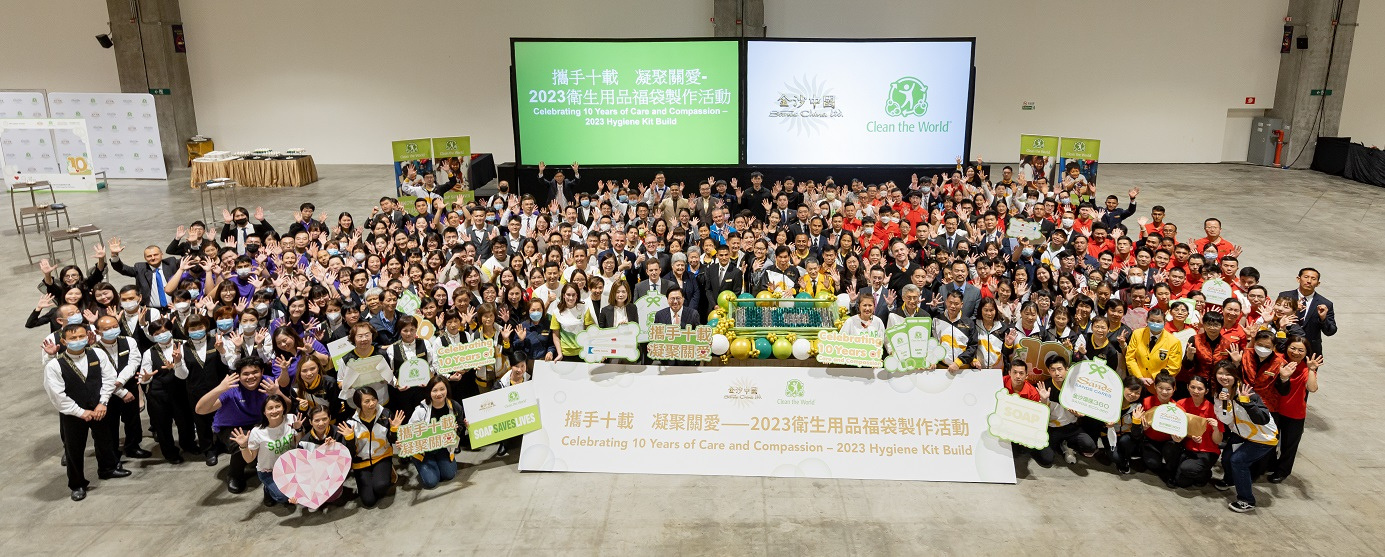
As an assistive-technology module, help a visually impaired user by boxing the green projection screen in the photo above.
[512,40,740,166]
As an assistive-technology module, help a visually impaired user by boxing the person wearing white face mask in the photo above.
[115,285,160,349]
[1124,308,1185,392]
[139,318,197,465]
[180,315,239,465]
[94,316,150,459]
[44,323,126,501]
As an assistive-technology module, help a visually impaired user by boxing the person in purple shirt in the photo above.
[195,357,282,494]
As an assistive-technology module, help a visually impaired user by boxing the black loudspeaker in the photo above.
[497,162,517,189]
[95,34,113,48]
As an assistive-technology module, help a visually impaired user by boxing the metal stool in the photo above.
[199,178,238,223]
[48,225,104,269]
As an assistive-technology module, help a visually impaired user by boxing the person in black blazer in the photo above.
[699,246,744,318]
[856,268,894,322]
[598,278,636,328]
[108,238,182,310]
[1278,267,1336,356]
[653,287,700,328]
[633,259,674,300]
[537,161,580,207]
[217,206,275,254]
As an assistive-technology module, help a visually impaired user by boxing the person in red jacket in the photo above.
[1134,371,1180,486]
[1219,299,1249,348]
[1230,330,1286,412]
[1005,360,1041,402]
[1183,311,1234,387]
[1269,335,1321,483]
[1173,375,1223,487]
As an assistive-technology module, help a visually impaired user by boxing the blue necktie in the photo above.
[153,268,168,307]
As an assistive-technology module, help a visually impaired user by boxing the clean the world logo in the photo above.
[785,379,804,398]
[885,77,929,117]
[1031,137,1047,150]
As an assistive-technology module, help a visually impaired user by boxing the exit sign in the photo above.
[149,88,171,95]
[1310,89,1333,96]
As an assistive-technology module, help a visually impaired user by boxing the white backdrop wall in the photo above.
[1340,0,1385,149]
[176,0,1287,164]
[0,0,120,93]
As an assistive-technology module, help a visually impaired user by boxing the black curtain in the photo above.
[1343,143,1385,187]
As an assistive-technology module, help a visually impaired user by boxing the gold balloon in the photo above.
[729,337,753,359]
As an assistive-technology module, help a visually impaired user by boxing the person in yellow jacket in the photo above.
[1124,308,1183,391]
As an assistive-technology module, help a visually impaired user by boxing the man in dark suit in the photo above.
[108,238,182,310]
[931,213,967,253]
[1278,267,1336,356]
[597,229,640,286]
[537,161,580,208]
[634,259,674,300]
[856,267,894,321]
[937,260,982,319]
[653,287,700,328]
[218,206,275,255]
[699,244,744,318]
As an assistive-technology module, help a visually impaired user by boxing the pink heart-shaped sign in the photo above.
[271,443,351,509]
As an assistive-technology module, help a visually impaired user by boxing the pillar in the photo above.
[1268,0,1359,169]
[106,0,197,170]
[713,0,765,38]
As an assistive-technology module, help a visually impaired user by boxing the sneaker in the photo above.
[1062,446,1077,465]
[1116,461,1133,475]
[1267,474,1287,484]
[1228,500,1255,513]
[262,493,279,507]
[1213,478,1232,491]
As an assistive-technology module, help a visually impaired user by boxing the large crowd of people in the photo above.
[32,158,1334,514]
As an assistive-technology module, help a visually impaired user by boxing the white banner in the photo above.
[49,92,166,179]
[519,362,1016,484]
[1,119,98,192]
[0,91,60,175]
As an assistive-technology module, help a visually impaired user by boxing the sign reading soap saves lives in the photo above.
[518,362,1017,484]
[461,382,542,447]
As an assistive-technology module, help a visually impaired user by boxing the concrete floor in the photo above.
[2,163,1382,555]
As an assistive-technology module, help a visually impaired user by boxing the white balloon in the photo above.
[792,338,812,359]
[835,293,851,308]
[711,334,730,355]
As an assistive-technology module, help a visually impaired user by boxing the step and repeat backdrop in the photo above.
[511,38,976,167]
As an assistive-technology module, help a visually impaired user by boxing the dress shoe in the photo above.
[125,448,153,459]
[227,477,246,494]
[205,452,219,467]
[167,455,185,465]
[1267,474,1287,484]
[60,453,68,467]
[263,492,279,507]
[98,467,132,479]
[70,487,87,501]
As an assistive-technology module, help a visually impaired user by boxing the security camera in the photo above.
[95,34,113,48]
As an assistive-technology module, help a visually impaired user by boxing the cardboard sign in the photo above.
[1059,360,1124,424]
[883,317,947,372]
[271,443,351,509]
[1150,403,1189,437]
[816,331,884,368]
[341,355,388,389]
[634,292,669,342]
[646,324,713,362]
[326,337,353,372]
[462,382,542,447]
[393,414,460,457]
[986,391,1051,450]
[1201,279,1234,306]
[438,338,495,374]
[1006,218,1045,241]
[395,357,431,389]
[395,290,422,316]
[1015,337,1071,371]
[575,323,641,363]
[416,318,436,340]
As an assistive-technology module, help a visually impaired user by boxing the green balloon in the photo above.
[753,337,773,359]
[772,338,793,359]
[794,291,813,308]
[718,290,737,312]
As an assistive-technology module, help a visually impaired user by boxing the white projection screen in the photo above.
[745,39,975,165]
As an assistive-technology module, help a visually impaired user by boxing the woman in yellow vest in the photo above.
[1211,360,1278,513]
